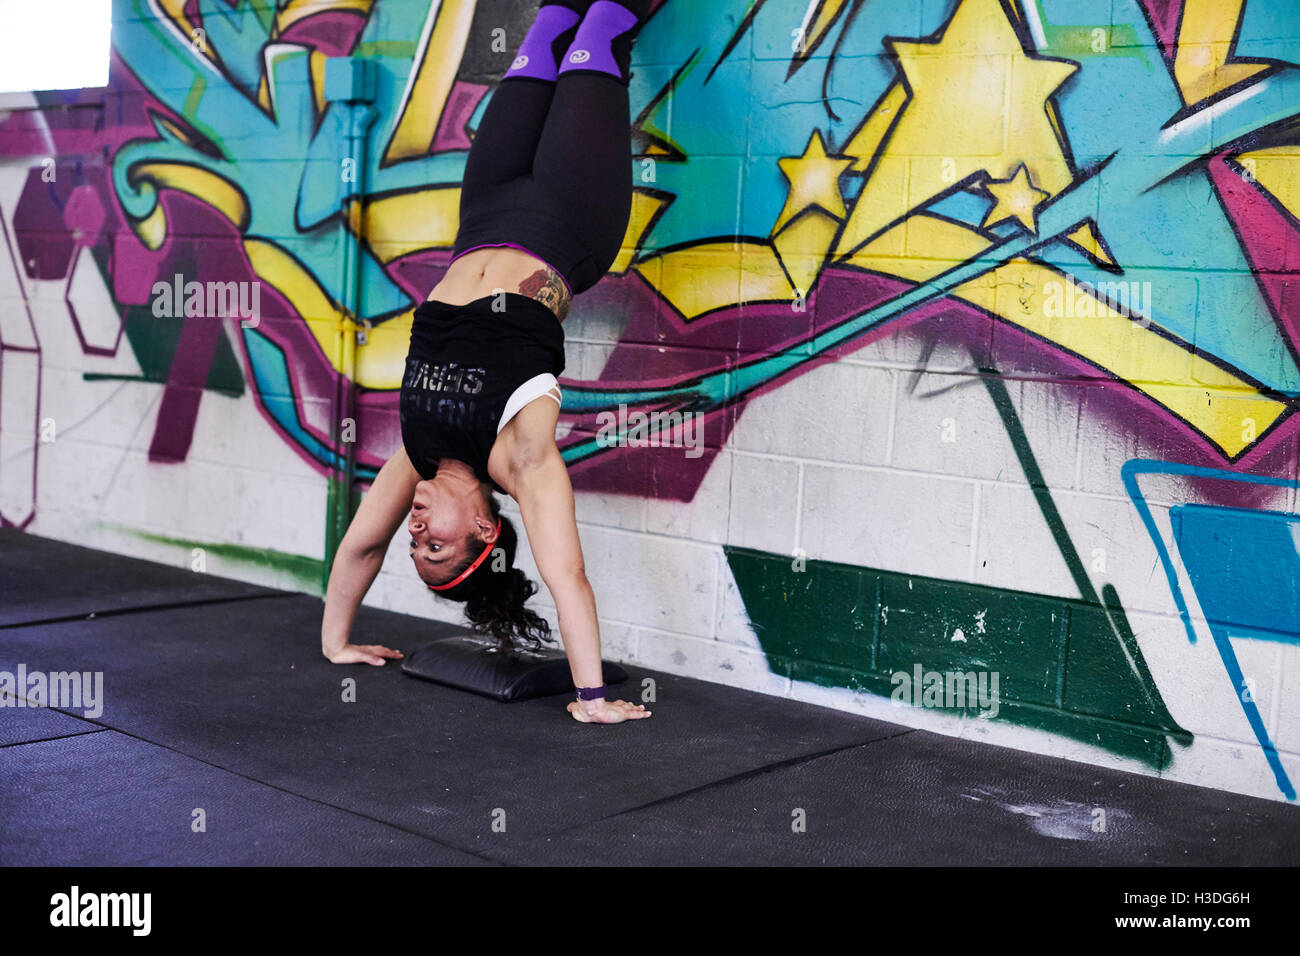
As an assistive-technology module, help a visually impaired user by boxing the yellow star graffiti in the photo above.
[773,129,854,234]
[836,0,1078,258]
[640,0,1089,324]
[982,164,1050,233]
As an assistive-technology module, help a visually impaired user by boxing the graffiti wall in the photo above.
[1,0,1298,801]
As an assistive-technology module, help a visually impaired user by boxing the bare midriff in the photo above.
[427,246,571,321]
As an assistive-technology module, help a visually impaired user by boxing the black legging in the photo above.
[451,4,648,296]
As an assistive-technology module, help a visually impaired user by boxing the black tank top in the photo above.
[400,293,565,493]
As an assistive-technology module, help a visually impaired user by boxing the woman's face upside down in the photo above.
[407,479,490,588]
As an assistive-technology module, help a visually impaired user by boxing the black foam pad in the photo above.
[401,634,627,702]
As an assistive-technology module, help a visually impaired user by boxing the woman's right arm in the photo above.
[321,447,422,664]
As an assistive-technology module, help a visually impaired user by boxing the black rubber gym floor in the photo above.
[3,528,1298,866]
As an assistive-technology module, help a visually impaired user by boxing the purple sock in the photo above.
[559,1,641,82]
[504,4,583,82]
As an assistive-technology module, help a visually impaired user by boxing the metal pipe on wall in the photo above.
[323,57,378,591]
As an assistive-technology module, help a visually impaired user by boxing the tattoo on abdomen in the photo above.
[517,266,571,320]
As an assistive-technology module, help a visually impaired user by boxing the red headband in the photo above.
[427,519,501,592]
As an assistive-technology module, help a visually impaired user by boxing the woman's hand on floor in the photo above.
[324,643,404,666]
[567,698,652,724]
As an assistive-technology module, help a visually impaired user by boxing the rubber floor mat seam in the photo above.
[548,728,919,835]
[0,591,297,630]
[0,728,109,749]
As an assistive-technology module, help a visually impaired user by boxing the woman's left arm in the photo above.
[509,440,651,724]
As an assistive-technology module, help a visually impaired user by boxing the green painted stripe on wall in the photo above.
[724,545,1191,769]
[115,526,324,595]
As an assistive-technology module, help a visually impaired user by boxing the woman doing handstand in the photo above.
[320,0,655,725]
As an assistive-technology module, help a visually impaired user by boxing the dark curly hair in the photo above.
[431,493,554,653]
